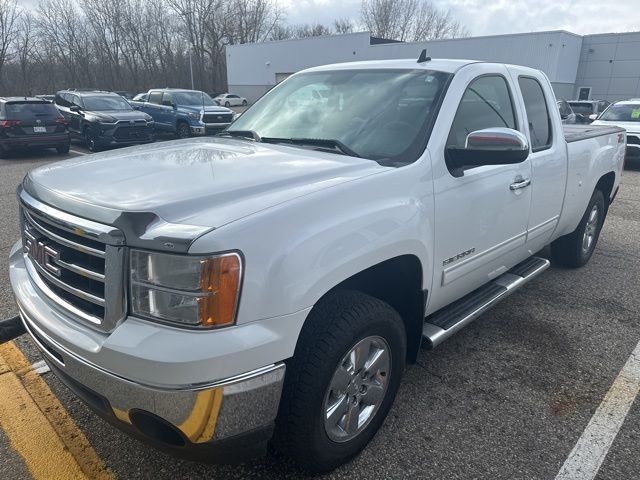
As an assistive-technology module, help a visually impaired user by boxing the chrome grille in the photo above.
[19,190,126,332]
[202,113,232,124]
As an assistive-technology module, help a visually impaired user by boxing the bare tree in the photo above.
[334,18,354,35]
[0,0,19,84]
[13,11,35,94]
[361,0,467,41]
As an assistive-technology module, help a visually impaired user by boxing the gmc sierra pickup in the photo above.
[8,58,625,472]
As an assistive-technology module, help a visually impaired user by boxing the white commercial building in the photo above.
[226,30,640,104]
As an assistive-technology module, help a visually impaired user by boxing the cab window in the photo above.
[518,77,552,151]
[161,92,174,107]
[447,75,516,148]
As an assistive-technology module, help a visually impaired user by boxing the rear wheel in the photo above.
[277,290,406,473]
[551,189,605,267]
[176,122,190,139]
[56,144,70,155]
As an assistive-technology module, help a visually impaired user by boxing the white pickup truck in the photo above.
[9,57,625,472]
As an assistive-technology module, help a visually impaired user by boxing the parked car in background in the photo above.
[214,93,247,107]
[132,93,148,102]
[0,97,69,158]
[568,100,610,123]
[591,100,640,163]
[557,99,576,124]
[55,90,154,152]
[132,88,234,137]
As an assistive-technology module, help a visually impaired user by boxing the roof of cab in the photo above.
[304,58,480,74]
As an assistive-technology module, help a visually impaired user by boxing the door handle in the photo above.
[509,178,531,190]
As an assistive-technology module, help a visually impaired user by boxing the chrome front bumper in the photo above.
[20,304,284,450]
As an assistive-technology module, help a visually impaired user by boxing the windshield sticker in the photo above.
[632,109,640,119]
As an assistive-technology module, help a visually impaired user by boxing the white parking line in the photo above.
[30,360,50,375]
[555,340,640,480]
[69,149,87,156]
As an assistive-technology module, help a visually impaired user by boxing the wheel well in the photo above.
[323,255,425,364]
[596,171,616,208]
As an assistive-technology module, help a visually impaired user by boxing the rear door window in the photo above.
[5,102,60,120]
[518,77,552,151]
[161,92,174,106]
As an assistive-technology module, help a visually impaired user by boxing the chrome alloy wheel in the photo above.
[582,204,600,254]
[323,335,391,443]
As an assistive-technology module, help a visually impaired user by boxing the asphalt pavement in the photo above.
[1,145,639,479]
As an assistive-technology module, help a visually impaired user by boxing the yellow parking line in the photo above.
[0,342,113,480]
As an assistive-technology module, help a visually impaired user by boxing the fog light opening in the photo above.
[129,409,186,447]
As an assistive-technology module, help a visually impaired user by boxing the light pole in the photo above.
[188,46,194,90]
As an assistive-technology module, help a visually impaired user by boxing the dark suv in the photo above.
[55,90,154,151]
[0,97,70,158]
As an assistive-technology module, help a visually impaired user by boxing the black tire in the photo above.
[176,122,190,139]
[551,189,606,268]
[225,101,231,107]
[277,290,406,473]
[242,100,247,106]
[0,146,10,159]
[56,144,70,155]
[84,127,99,152]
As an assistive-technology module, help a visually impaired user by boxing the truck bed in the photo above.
[563,124,625,143]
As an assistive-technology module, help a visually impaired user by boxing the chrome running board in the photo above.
[422,256,550,348]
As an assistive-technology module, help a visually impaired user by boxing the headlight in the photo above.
[130,250,242,328]
[187,112,201,121]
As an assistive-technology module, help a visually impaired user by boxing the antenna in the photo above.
[417,49,431,63]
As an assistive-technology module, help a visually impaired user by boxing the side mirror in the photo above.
[589,113,598,121]
[69,105,81,112]
[446,128,529,177]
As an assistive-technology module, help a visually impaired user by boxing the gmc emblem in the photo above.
[23,229,61,277]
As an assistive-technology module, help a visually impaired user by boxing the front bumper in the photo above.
[9,242,292,462]
[191,123,231,136]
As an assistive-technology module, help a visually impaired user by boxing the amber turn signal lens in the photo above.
[198,254,241,327]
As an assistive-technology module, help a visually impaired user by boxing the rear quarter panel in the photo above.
[554,131,625,238]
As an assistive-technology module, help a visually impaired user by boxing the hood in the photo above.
[591,119,640,134]
[89,109,151,123]
[179,104,232,114]
[25,137,388,232]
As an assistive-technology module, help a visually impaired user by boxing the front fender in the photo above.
[188,161,434,325]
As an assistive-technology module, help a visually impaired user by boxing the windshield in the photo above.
[5,102,59,119]
[568,102,594,115]
[599,104,640,122]
[172,91,216,106]
[228,69,451,163]
[83,96,132,111]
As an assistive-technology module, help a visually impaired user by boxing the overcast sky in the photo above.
[19,0,640,37]
[280,0,640,36]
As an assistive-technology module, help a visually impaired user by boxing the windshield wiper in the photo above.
[216,129,262,142]
[262,137,361,158]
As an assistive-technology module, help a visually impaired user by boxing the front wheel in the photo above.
[176,122,190,139]
[84,128,99,152]
[551,189,606,267]
[225,101,231,107]
[242,100,247,106]
[277,290,406,473]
